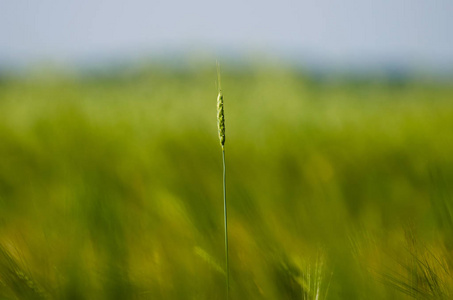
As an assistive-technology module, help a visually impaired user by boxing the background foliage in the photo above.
[0,66,453,299]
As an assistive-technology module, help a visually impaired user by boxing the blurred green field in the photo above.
[0,66,453,299]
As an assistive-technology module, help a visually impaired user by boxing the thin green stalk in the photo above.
[223,147,229,299]
[216,61,228,298]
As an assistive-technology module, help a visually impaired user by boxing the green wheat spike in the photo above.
[217,66,225,148]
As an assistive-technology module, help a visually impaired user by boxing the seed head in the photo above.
[217,90,225,148]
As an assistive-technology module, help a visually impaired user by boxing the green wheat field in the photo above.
[1,64,453,299]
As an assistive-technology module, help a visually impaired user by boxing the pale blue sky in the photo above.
[1,0,452,69]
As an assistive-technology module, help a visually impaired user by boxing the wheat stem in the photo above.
[223,147,229,299]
